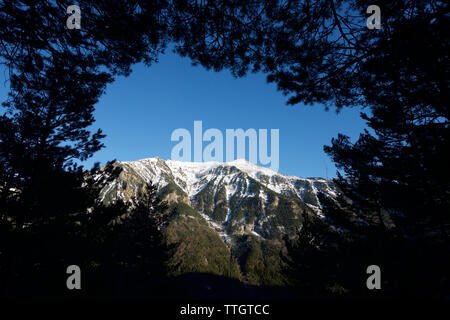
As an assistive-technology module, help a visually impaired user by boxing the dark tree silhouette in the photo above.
[169,1,448,108]
[322,0,449,239]
[282,212,344,297]
[0,1,171,298]
[107,182,173,298]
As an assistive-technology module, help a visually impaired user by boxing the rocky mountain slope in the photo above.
[100,157,340,285]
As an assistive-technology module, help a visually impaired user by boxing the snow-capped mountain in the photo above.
[101,157,338,241]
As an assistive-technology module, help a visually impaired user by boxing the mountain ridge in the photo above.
[101,157,338,238]
[99,157,341,285]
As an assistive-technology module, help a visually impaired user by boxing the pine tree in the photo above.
[108,182,171,298]
[0,1,170,298]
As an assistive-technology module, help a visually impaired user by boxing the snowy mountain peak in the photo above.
[98,157,341,284]
[99,156,340,242]
[132,157,293,181]
[105,157,337,215]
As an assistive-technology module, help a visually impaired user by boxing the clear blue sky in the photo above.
[0,49,368,178]
[89,50,367,178]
